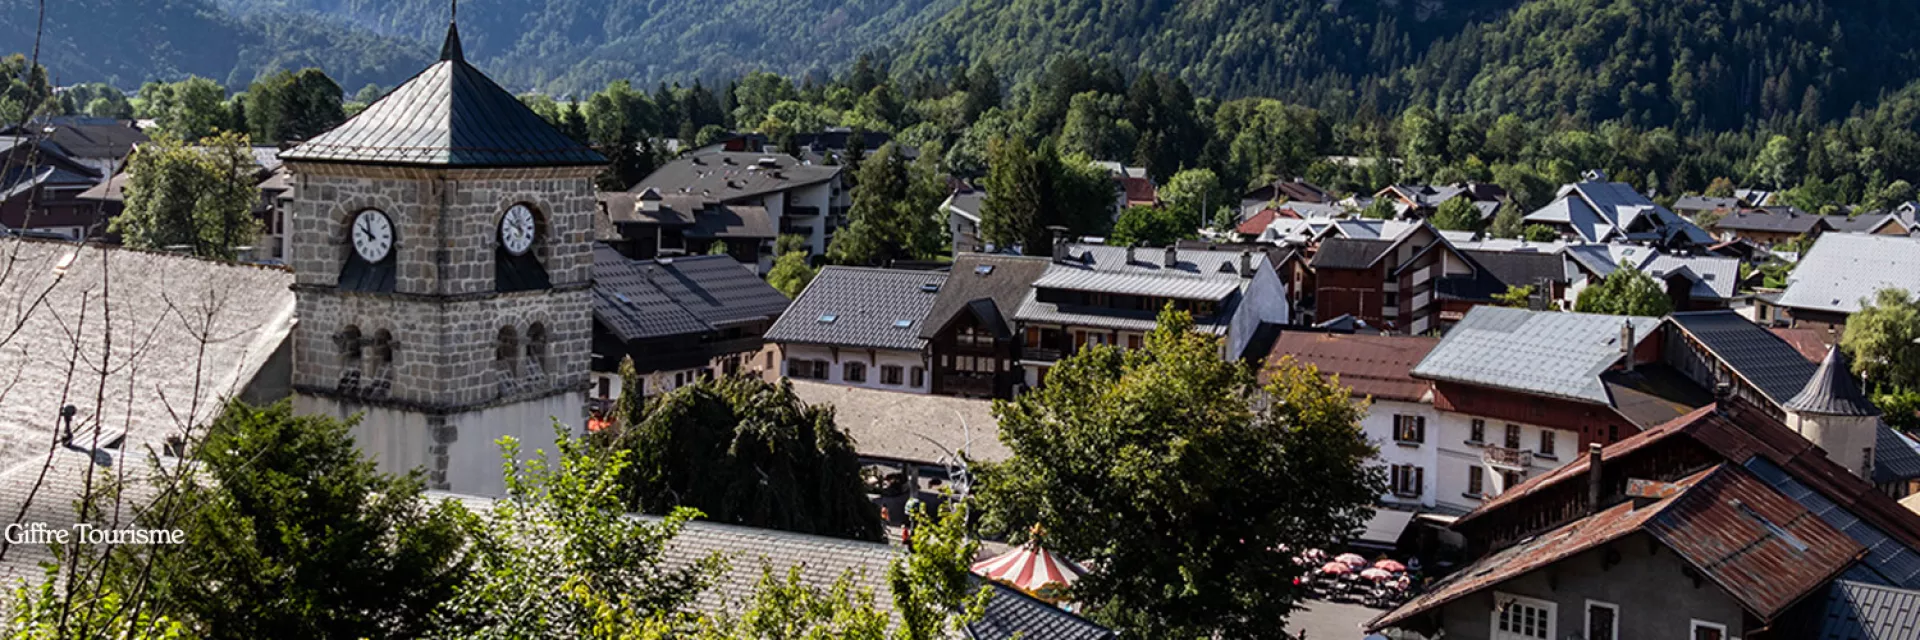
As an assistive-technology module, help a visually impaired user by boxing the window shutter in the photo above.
[1415,467,1425,496]
[1417,416,1427,442]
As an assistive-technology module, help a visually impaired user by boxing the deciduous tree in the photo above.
[1841,288,1920,391]
[111,131,261,260]
[973,308,1382,638]
[1574,266,1673,317]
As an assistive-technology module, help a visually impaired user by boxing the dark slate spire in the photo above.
[1786,346,1881,416]
[278,0,604,168]
[440,21,464,62]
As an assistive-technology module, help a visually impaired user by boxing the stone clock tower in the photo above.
[282,21,606,494]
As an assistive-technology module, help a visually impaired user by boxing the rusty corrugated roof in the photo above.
[1369,463,1862,630]
[1264,332,1438,403]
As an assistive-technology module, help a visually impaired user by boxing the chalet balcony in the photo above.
[1483,445,1534,470]
[788,206,822,217]
[938,372,997,398]
[1023,346,1068,363]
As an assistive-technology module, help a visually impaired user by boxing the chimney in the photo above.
[1587,444,1604,514]
[1239,250,1253,277]
[1126,244,1137,264]
[1163,245,1178,268]
[1620,320,1636,373]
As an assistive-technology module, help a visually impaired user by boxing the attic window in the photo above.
[920,283,940,292]
[893,319,913,329]
[1701,273,1715,281]
[817,314,837,324]
[975,265,994,275]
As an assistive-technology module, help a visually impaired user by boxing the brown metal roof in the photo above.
[1370,463,1863,629]
[1264,332,1438,403]
[1457,402,1920,552]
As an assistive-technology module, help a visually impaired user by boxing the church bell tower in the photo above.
[281,17,607,494]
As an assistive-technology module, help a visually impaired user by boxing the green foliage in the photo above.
[606,375,884,542]
[7,566,192,639]
[1109,206,1186,247]
[136,77,232,141]
[830,142,947,264]
[111,131,261,260]
[1574,266,1674,317]
[426,427,719,639]
[1522,224,1561,242]
[1057,91,1135,161]
[1495,284,1536,309]
[1488,205,1526,239]
[768,251,817,298]
[1431,197,1484,231]
[979,137,1111,255]
[1753,134,1802,189]
[1,54,54,125]
[244,68,345,143]
[974,307,1383,638]
[1704,177,1737,198]
[1875,390,1920,435]
[1362,198,1398,220]
[1158,168,1229,232]
[887,504,991,640]
[59,82,133,119]
[697,565,890,639]
[131,401,470,639]
[1841,288,1920,391]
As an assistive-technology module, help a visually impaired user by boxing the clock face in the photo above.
[351,210,393,263]
[501,204,536,256]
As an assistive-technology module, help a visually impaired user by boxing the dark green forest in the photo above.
[11,0,1920,133]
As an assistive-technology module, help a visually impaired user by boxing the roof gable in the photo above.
[1411,307,1659,404]
[765,267,947,351]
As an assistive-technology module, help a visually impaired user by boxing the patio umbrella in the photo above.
[1373,559,1407,572]
[1335,553,1368,567]
[1319,562,1352,575]
[972,539,1087,603]
[1359,568,1395,581]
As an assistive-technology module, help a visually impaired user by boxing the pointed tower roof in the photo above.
[280,22,603,168]
[1785,346,1881,416]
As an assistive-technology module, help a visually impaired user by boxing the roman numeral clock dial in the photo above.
[351,210,393,263]
[501,204,536,256]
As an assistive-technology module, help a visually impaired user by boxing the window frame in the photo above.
[1467,466,1484,498]
[1505,423,1523,449]
[1690,619,1728,640]
[880,365,904,386]
[1539,430,1557,457]
[1584,600,1619,640]
[909,366,925,388]
[1490,591,1557,640]
[843,361,867,383]
[1470,418,1486,444]
[1393,414,1427,444]
[1390,464,1424,498]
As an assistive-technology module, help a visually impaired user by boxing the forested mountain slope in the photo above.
[12,0,1920,134]
[0,0,428,90]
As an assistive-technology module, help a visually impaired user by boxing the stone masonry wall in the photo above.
[286,162,599,411]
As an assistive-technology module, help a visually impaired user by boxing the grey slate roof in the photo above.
[1310,238,1397,270]
[1805,580,1920,640]
[1664,311,1819,407]
[1673,195,1741,213]
[1777,234,1920,314]
[1015,244,1257,332]
[766,267,946,351]
[631,152,841,205]
[969,581,1117,640]
[1786,347,1882,417]
[1440,249,1566,300]
[1411,307,1660,404]
[593,247,788,342]
[1561,244,1738,300]
[1711,208,1827,234]
[0,240,296,585]
[1525,180,1713,245]
[280,24,604,168]
[921,254,1052,339]
[27,118,148,160]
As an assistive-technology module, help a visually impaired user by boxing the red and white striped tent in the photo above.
[971,541,1087,602]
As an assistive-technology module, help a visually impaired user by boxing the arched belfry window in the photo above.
[496,326,520,375]
[496,203,551,292]
[340,208,398,293]
[525,322,550,376]
[370,329,395,364]
[337,325,364,362]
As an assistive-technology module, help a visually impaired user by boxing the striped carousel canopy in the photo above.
[971,540,1087,600]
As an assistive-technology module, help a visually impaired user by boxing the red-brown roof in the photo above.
[1457,402,1920,551]
[1369,463,1863,629]
[1119,177,1156,206]
[1236,208,1279,236]
[1770,327,1832,364]
[1264,333,1438,403]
